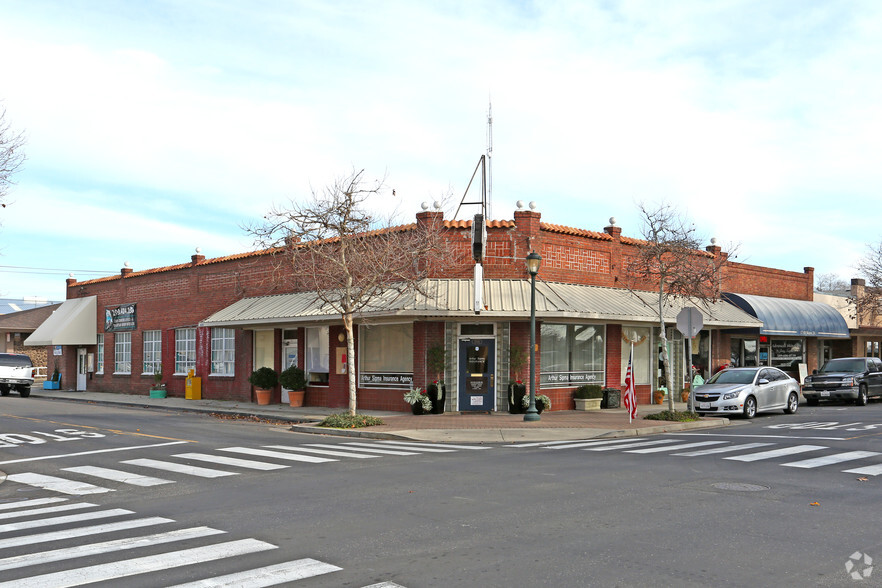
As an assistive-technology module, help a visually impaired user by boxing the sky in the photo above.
[1,0,881,302]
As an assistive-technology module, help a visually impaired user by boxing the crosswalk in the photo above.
[507,436,882,476]
[0,497,402,586]
[5,440,489,497]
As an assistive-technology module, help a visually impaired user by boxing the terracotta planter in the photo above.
[288,390,305,407]
[654,392,665,405]
[255,388,272,405]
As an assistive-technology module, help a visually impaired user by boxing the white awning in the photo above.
[24,296,97,346]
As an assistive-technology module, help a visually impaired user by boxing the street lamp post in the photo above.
[524,250,542,422]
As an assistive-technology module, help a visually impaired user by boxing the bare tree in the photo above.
[251,169,452,415]
[850,241,882,326]
[815,272,848,293]
[0,104,26,210]
[625,203,729,411]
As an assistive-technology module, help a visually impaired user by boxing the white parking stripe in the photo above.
[377,441,489,450]
[6,473,113,495]
[219,447,335,464]
[0,508,133,534]
[583,439,679,452]
[782,451,880,469]
[0,517,173,550]
[262,445,378,459]
[673,442,774,456]
[625,441,727,454]
[0,498,68,511]
[724,445,827,462]
[0,502,95,521]
[304,443,419,456]
[0,526,224,571]
[843,464,882,476]
[121,459,237,478]
[0,538,277,588]
[62,466,173,486]
[168,557,342,587]
[174,453,289,470]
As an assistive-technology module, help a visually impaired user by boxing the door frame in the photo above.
[76,347,87,391]
[457,337,496,411]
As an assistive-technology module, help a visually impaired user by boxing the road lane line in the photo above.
[551,438,663,450]
[673,442,774,456]
[220,447,336,463]
[121,459,237,478]
[62,466,174,486]
[625,441,727,454]
[168,558,343,587]
[782,451,880,469]
[0,441,192,465]
[6,473,112,495]
[583,439,679,452]
[0,508,133,534]
[263,445,378,459]
[0,517,173,550]
[376,441,490,450]
[0,502,96,521]
[174,452,289,470]
[724,445,827,462]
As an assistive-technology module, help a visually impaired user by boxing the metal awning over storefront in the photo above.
[724,292,850,338]
[24,296,98,346]
[200,280,762,329]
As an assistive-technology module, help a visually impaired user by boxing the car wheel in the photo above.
[18,387,30,398]
[0,385,9,397]
[743,396,757,419]
[784,392,799,414]
[806,397,819,406]
[856,385,868,406]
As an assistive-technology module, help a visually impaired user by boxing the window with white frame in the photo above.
[114,332,132,374]
[96,334,104,374]
[175,328,196,374]
[358,323,413,388]
[539,323,605,388]
[143,330,162,375]
[621,326,652,386]
[306,327,330,385]
[211,328,235,375]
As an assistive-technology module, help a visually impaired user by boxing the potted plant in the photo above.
[573,384,603,410]
[426,344,447,414]
[280,365,307,407]
[249,366,278,405]
[654,380,666,405]
[508,344,527,414]
[404,387,432,415]
[522,393,551,413]
[681,382,691,403]
[43,366,62,390]
[149,369,166,399]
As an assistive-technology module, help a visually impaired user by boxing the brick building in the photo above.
[26,204,849,411]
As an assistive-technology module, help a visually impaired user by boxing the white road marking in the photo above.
[624,441,727,454]
[843,464,882,476]
[6,473,113,495]
[0,502,95,521]
[174,453,289,470]
[62,466,173,486]
[724,445,827,462]
[0,517,173,550]
[0,441,191,465]
[583,439,679,452]
[507,439,598,448]
[332,443,420,456]
[782,451,881,469]
[0,538,277,588]
[304,443,419,456]
[673,442,774,456]
[362,583,408,588]
[121,458,237,478]
[167,557,342,587]
[549,439,649,450]
[355,441,454,453]
[0,497,68,511]
[675,433,848,441]
[219,447,335,464]
[0,508,133,534]
[262,445,378,459]
[0,526,224,571]
[377,441,490,450]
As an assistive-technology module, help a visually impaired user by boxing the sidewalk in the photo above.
[29,389,731,443]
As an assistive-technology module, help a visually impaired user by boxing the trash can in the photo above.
[601,388,620,409]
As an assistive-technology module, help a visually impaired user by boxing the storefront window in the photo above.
[539,323,604,388]
[175,328,196,374]
[142,330,161,375]
[687,331,711,380]
[730,338,758,367]
[359,323,413,388]
[306,327,330,385]
[770,339,803,371]
[211,328,235,375]
[96,334,104,374]
[114,332,131,374]
[621,326,651,385]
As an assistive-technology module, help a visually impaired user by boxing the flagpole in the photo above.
[629,343,634,423]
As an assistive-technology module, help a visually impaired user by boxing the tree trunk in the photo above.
[658,286,675,412]
[343,312,356,415]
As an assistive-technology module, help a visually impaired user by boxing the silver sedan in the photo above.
[692,367,800,419]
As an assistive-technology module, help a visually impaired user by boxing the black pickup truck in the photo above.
[0,353,35,397]
[802,356,882,406]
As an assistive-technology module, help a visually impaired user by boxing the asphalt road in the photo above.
[2,398,882,586]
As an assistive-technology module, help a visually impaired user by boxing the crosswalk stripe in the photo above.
[6,473,113,495]
[0,538,277,588]
[368,442,455,453]
[262,445,378,459]
[377,441,489,450]
[167,557,343,587]
[62,466,174,486]
[0,517,173,550]
[624,441,727,454]
[724,445,827,462]
[0,498,68,511]
[219,447,336,464]
[0,502,96,521]
[843,464,882,476]
[0,508,133,534]
[507,439,594,448]
[304,443,419,456]
[781,451,880,469]
[331,443,419,456]
[672,442,774,456]
[174,452,290,470]
[121,458,237,478]
[0,526,225,572]
[583,439,679,452]
[553,438,656,450]
[362,583,407,588]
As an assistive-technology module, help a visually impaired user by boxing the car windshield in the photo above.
[819,359,866,373]
[706,369,757,385]
[0,354,32,368]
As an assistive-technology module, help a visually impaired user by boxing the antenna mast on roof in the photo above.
[453,101,493,221]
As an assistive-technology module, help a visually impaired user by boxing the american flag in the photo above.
[623,344,637,422]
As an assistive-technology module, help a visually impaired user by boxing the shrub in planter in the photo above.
[280,366,307,407]
[404,388,432,414]
[522,393,551,413]
[249,367,278,405]
[573,384,603,411]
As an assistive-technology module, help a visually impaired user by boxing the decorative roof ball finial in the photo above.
[69,273,74,279]
[421,202,429,211]
[609,217,617,226]
[710,237,717,245]
[196,247,202,254]
[433,201,441,210]
[516,200,524,210]
[529,201,537,211]
[124,261,131,268]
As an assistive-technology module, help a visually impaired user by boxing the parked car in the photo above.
[802,357,882,406]
[0,353,35,398]
[693,366,800,419]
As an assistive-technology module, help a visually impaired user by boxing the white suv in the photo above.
[0,353,35,397]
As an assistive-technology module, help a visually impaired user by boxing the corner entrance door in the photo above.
[458,339,495,411]
[76,348,87,391]
[280,339,298,403]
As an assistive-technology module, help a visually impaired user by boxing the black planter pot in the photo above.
[428,384,446,414]
[508,383,526,414]
[411,402,426,415]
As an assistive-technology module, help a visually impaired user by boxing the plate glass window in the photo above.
[114,332,131,374]
[175,328,196,374]
[211,328,235,375]
[142,330,161,375]
[96,333,104,374]
[306,327,330,385]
